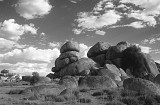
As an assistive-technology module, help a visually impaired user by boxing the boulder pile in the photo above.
[47,41,160,90]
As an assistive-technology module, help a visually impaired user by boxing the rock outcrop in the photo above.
[48,41,160,90]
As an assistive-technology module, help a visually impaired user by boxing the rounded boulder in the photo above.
[60,41,80,53]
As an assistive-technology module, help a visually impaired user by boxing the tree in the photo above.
[1,69,9,76]
[30,72,40,85]
[32,72,39,77]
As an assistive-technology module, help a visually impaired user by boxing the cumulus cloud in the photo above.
[0,62,49,76]
[0,19,38,41]
[75,10,121,34]
[0,42,90,76]
[49,42,61,48]
[74,0,160,34]
[0,47,60,63]
[139,46,152,53]
[141,34,160,44]
[156,60,160,63]
[79,43,90,58]
[15,0,52,19]
[69,0,83,3]
[0,46,60,76]
[0,38,16,49]
[95,30,106,35]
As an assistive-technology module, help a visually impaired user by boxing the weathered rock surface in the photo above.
[59,51,80,60]
[97,68,121,82]
[106,46,122,60]
[60,41,80,53]
[144,53,159,77]
[123,78,160,96]
[106,41,129,60]
[121,45,159,78]
[46,73,55,79]
[104,64,121,77]
[79,76,117,89]
[59,76,78,90]
[111,58,122,68]
[116,41,129,52]
[153,74,160,85]
[87,42,110,58]
[38,77,51,83]
[59,58,100,77]
[91,54,106,66]
[55,58,70,71]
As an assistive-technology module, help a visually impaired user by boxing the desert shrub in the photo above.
[45,95,66,102]
[28,95,39,100]
[79,88,90,92]
[120,90,144,97]
[154,95,160,103]
[7,89,23,94]
[138,95,158,105]
[78,98,92,103]
[92,91,103,96]
[54,96,66,102]
[120,97,139,105]
[105,101,126,105]
[23,102,38,105]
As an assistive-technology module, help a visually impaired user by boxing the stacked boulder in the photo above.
[50,41,100,79]
[51,41,80,78]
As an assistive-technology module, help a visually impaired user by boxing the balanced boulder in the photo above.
[87,42,110,58]
[60,41,80,53]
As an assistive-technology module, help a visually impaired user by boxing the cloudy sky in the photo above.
[0,0,160,76]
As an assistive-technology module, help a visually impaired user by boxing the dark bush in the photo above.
[120,97,139,105]
[30,76,39,85]
[78,98,92,103]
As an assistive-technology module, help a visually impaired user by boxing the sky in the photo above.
[0,0,160,76]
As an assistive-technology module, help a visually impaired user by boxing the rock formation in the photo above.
[48,41,160,89]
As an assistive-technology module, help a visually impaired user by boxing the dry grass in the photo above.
[1,82,160,105]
